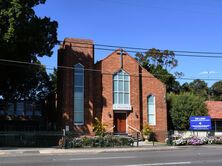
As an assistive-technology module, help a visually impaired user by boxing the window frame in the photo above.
[147,95,156,126]
[73,63,84,125]
[113,70,131,110]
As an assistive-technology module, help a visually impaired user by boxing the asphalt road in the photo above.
[1,147,222,166]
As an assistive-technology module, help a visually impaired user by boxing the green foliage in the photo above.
[135,49,181,93]
[0,0,58,100]
[49,68,57,92]
[210,81,222,101]
[142,124,152,135]
[135,48,178,70]
[180,79,222,101]
[167,92,208,130]
[92,117,106,136]
[181,79,209,100]
[149,65,181,93]
[81,136,94,147]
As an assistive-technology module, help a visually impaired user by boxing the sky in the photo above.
[34,0,222,86]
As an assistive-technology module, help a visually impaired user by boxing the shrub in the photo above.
[172,135,222,146]
[207,136,215,144]
[60,135,134,149]
[81,136,93,147]
[73,138,83,148]
[142,124,152,136]
[214,136,222,144]
[119,136,134,146]
[92,117,107,136]
[187,136,206,145]
[167,93,208,130]
[92,136,105,147]
[173,138,187,146]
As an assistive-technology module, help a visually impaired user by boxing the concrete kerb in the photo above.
[37,145,222,154]
[1,143,222,156]
[0,146,178,156]
[41,146,178,154]
[0,149,40,156]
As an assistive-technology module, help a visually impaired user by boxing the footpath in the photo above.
[0,142,219,156]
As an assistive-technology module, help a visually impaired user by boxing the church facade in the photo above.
[57,38,167,142]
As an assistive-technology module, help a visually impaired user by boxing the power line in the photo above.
[1,40,222,81]
[175,54,222,59]
[58,40,222,56]
[0,58,44,67]
[57,41,222,59]
[58,42,222,59]
[0,58,222,81]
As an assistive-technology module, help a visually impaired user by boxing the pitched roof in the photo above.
[205,101,222,119]
[95,49,165,87]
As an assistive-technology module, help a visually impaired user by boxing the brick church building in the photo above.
[57,38,167,142]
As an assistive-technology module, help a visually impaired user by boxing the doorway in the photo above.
[114,113,127,134]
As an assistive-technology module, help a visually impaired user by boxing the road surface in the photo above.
[1,147,222,166]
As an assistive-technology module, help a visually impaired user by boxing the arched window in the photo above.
[147,95,156,125]
[73,63,84,124]
[113,70,130,109]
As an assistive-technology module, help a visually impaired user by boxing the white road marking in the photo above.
[122,161,192,166]
[53,156,137,161]
[69,156,136,161]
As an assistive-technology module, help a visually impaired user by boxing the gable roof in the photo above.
[95,48,150,73]
[205,101,222,119]
[95,49,121,64]
[95,49,165,87]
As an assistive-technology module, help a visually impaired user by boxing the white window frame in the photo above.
[147,95,156,126]
[113,70,131,110]
[73,63,84,125]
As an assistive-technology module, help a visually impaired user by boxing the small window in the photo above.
[147,95,156,125]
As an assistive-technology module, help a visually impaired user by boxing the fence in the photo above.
[0,131,63,147]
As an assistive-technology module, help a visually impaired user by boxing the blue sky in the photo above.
[35,0,222,86]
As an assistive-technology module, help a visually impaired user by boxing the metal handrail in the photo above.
[128,125,141,147]
[128,125,141,135]
[106,125,115,133]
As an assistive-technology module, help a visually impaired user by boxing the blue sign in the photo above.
[190,116,212,130]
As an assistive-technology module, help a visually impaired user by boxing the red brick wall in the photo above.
[57,38,94,134]
[96,51,167,142]
[57,38,167,142]
[141,68,167,142]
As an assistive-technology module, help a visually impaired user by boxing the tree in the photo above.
[48,68,57,92]
[135,48,178,70]
[210,81,222,101]
[167,92,208,130]
[180,82,191,92]
[0,0,58,101]
[135,48,181,93]
[181,79,209,100]
[2,63,51,101]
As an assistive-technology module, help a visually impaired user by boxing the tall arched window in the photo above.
[147,95,156,125]
[73,63,84,124]
[113,70,130,109]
